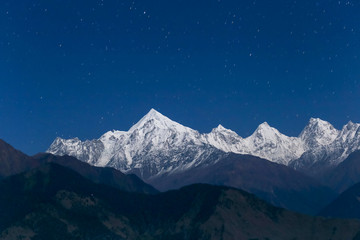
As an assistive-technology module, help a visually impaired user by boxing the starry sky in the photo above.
[1,0,360,154]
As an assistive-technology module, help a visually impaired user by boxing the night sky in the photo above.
[1,0,360,154]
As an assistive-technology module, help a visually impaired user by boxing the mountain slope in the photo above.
[0,139,38,178]
[47,109,360,180]
[48,109,227,179]
[290,121,360,176]
[148,153,336,215]
[319,181,360,219]
[0,163,139,239]
[299,118,339,148]
[0,163,359,240]
[34,153,158,194]
[202,122,304,165]
[0,139,157,194]
[321,150,360,193]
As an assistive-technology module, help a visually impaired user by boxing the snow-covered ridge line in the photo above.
[47,109,360,178]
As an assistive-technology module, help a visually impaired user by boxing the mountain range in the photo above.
[148,153,336,214]
[1,138,335,214]
[0,139,157,194]
[48,109,360,180]
[2,135,360,238]
[1,161,360,240]
[1,109,360,238]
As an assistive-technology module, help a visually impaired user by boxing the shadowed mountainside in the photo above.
[148,153,336,215]
[1,163,360,240]
[0,139,157,194]
[34,153,158,194]
[321,150,360,193]
[320,180,360,220]
[0,139,37,178]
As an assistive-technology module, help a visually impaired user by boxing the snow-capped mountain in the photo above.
[49,109,225,179]
[47,109,360,179]
[290,120,360,175]
[241,122,304,165]
[202,122,304,165]
[299,118,340,149]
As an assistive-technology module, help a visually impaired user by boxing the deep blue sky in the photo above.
[1,0,360,154]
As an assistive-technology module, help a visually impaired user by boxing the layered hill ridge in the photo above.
[0,139,157,194]
[0,163,359,240]
[148,153,336,215]
[1,139,336,215]
[48,109,360,179]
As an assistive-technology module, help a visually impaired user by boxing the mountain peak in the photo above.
[46,108,360,178]
[213,124,231,132]
[345,120,355,128]
[128,108,192,134]
[129,109,169,131]
[250,122,281,139]
[341,120,360,133]
[216,124,226,130]
[147,108,163,118]
[210,124,239,137]
[0,139,33,177]
[0,139,27,156]
[258,122,270,128]
[304,118,337,133]
[300,117,338,146]
[137,108,166,122]
[254,122,276,133]
[308,117,332,127]
[309,117,322,122]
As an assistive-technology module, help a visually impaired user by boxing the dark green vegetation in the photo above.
[1,163,360,240]
[149,153,336,215]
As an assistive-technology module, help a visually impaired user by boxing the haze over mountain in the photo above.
[48,109,360,180]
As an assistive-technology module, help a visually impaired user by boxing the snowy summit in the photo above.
[48,109,360,179]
